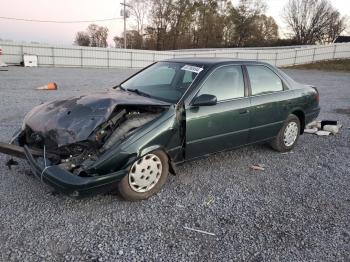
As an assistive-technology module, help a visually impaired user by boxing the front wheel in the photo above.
[270,114,301,152]
[118,150,169,201]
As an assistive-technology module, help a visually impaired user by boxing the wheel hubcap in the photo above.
[283,121,298,147]
[128,154,162,193]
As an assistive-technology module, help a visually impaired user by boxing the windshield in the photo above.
[121,62,203,103]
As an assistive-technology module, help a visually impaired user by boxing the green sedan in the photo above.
[0,58,320,200]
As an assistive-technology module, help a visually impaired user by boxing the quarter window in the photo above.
[247,66,283,95]
[197,65,245,101]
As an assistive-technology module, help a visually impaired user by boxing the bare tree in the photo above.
[254,15,279,42]
[77,0,349,50]
[192,0,227,48]
[113,30,143,49]
[88,24,109,47]
[74,24,109,47]
[74,31,90,46]
[168,0,195,49]
[150,0,173,50]
[283,0,346,44]
[325,11,347,43]
[229,0,267,47]
[127,0,149,36]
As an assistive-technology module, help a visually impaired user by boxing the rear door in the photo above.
[245,65,294,142]
[185,65,250,160]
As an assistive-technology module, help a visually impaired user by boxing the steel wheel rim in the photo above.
[283,121,298,147]
[128,154,162,193]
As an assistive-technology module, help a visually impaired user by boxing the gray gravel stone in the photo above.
[0,67,349,261]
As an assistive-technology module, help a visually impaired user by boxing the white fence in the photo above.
[0,41,349,68]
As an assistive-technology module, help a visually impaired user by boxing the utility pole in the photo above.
[123,0,126,49]
[120,0,131,49]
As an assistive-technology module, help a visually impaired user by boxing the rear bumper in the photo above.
[23,146,127,197]
[305,107,321,124]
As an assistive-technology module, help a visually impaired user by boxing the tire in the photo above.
[270,114,301,152]
[118,150,169,201]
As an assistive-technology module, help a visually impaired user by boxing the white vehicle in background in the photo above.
[0,47,8,68]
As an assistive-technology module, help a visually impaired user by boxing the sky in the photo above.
[0,0,349,46]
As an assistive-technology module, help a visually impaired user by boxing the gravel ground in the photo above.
[0,66,349,261]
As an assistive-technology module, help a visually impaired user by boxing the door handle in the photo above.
[239,109,249,114]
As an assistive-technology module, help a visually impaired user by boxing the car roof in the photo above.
[162,57,271,67]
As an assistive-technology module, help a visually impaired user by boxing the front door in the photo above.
[185,65,250,160]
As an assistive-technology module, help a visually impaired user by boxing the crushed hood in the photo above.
[23,90,169,147]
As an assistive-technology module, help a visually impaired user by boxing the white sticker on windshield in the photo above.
[181,65,203,74]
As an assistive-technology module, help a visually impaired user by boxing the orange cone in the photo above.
[36,82,58,90]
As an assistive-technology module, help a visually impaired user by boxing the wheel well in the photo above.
[163,151,177,175]
[291,110,305,134]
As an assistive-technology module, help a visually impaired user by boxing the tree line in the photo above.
[74,0,347,50]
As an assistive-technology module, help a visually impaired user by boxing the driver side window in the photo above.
[197,65,245,101]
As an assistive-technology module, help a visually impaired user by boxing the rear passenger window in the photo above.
[197,65,245,101]
[247,66,283,95]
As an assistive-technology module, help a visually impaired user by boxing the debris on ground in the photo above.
[321,120,338,128]
[5,158,18,170]
[183,226,216,236]
[175,203,185,208]
[315,130,331,136]
[250,164,265,171]
[205,196,215,206]
[35,82,58,90]
[281,151,294,155]
[305,120,342,136]
[304,127,318,134]
[323,125,340,135]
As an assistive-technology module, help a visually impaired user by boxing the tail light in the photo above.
[312,86,320,103]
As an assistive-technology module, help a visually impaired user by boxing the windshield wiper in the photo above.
[127,88,151,98]
[113,84,126,91]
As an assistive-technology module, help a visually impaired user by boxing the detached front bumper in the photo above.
[0,142,127,197]
[23,146,128,197]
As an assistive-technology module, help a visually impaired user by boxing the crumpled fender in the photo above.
[87,106,182,175]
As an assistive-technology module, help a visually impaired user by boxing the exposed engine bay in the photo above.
[17,105,164,176]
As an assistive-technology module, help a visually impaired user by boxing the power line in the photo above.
[0,16,122,23]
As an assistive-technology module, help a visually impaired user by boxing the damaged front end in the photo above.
[0,91,178,197]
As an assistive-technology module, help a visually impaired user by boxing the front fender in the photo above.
[88,107,182,175]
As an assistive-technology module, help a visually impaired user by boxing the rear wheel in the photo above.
[118,150,169,201]
[270,114,300,152]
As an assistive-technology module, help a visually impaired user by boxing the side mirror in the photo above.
[192,94,217,107]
